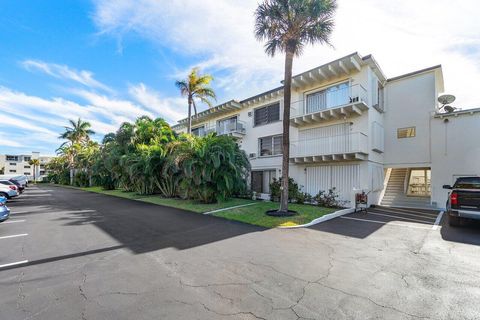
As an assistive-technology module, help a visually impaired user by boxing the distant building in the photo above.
[0,152,54,180]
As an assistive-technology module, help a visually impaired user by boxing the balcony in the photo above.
[290,132,368,163]
[290,84,368,127]
[207,120,246,138]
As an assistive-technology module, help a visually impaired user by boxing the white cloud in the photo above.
[92,0,480,108]
[128,83,186,122]
[22,59,114,93]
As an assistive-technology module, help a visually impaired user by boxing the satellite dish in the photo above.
[444,105,455,113]
[438,94,456,105]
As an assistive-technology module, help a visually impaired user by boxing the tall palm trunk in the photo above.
[279,47,294,212]
[187,97,193,134]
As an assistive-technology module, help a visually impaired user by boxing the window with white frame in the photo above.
[254,103,280,126]
[259,135,282,156]
[306,81,349,114]
[191,126,205,137]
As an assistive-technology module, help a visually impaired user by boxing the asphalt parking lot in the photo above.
[1,185,480,320]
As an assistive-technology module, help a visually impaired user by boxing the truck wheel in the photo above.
[448,215,462,227]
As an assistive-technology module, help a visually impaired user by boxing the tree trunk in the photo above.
[279,48,294,213]
[187,96,193,134]
[70,167,74,185]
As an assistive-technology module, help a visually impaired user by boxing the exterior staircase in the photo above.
[381,168,435,209]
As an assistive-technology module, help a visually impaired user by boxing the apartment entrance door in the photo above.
[407,169,431,197]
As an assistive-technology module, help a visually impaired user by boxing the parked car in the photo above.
[0,180,21,194]
[0,175,28,188]
[0,183,18,199]
[0,196,10,222]
[443,177,480,226]
[8,179,24,194]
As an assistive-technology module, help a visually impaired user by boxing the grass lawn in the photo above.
[214,202,337,228]
[78,186,338,228]
[80,187,255,213]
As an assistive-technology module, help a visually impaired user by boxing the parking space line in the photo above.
[366,212,435,224]
[370,209,437,220]
[1,219,26,224]
[0,233,28,240]
[432,211,444,230]
[0,260,29,269]
[341,216,432,230]
[377,207,439,217]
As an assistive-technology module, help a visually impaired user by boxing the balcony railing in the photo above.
[291,84,368,118]
[290,132,368,159]
[207,120,246,136]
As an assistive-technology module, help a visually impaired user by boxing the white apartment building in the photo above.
[172,52,480,209]
[0,152,53,180]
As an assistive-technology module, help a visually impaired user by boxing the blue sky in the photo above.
[0,0,479,155]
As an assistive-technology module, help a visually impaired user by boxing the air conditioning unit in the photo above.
[249,153,256,158]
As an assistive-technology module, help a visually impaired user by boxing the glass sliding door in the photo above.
[407,169,431,196]
[305,82,350,114]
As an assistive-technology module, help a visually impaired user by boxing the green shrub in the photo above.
[269,177,300,202]
[73,171,89,187]
[313,188,344,208]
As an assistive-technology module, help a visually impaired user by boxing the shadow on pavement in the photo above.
[440,218,480,245]
[10,185,265,255]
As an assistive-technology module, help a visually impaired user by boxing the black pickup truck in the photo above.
[443,177,480,226]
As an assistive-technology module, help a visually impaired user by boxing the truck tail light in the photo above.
[8,185,16,190]
[450,192,458,206]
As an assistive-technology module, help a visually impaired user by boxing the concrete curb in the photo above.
[277,207,355,229]
[203,203,257,215]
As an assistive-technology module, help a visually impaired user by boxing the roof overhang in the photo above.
[176,100,242,126]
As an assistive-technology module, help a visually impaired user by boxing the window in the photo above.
[306,82,349,114]
[24,172,30,175]
[24,166,31,169]
[9,170,16,173]
[6,155,18,161]
[397,127,416,138]
[217,116,238,134]
[9,162,17,166]
[259,135,282,156]
[251,170,276,193]
[254,103,280,126]
[23,156,31,161]
[454,177,480,189]
[191,126,205,137]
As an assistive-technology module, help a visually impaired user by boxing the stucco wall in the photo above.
[430,112,480,208]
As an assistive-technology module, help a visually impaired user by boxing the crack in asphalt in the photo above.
[170,298,268,320]
[79,271,88,320]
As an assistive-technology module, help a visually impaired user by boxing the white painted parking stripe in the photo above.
[366,212,434,224]
[432,211,444,230]
[376,207,439,217]
[370,209,436,220]
[341,216,432,230]
[0,260,29,269]
[1,219,26,224]
[0,233,28,240]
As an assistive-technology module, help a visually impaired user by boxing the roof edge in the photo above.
[387,65,442,82]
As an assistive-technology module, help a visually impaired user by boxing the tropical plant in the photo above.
[59,118,95,145]
[175,68,216,134]
[175,134,250,203]
[255,0,337,214]
[28,159,40,182]
[58,118,95,184]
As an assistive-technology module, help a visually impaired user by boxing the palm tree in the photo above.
[175,68,216,134]
[28,159,40,182]
[59,118,95,146]
[255,0,336,214]
[59,118,95,185]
